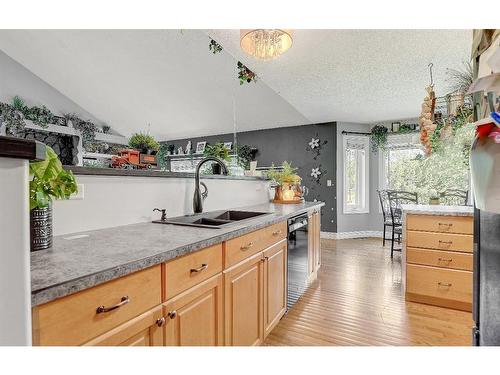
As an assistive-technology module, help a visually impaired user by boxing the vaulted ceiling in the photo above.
[0,29,471,140]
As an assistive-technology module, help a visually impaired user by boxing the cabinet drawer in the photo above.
[164,244,223,300]
[406,247,473,271]
[406,264,472,305]
[407,230,473,253]
[83,306,163,346]
[224,221,286,268]
[407,214,473,234]
[33,265,162,346]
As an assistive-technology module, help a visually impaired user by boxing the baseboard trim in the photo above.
[321,231,383,240]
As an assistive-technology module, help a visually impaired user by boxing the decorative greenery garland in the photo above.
[237,61,257,85]
[209,38,223,54]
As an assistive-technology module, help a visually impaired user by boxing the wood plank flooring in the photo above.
[265,238,473,346]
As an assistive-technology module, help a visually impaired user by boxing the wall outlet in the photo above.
[69,184,84,200]
[327,179,332,187]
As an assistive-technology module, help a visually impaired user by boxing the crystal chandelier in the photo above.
[240,29,293,60]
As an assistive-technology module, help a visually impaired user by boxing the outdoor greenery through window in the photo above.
[381,123,475,204]
[344,135,369,213]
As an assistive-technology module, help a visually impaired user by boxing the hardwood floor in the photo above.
[264,238,473,346]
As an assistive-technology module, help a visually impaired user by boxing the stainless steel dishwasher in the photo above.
[287,213,309,310]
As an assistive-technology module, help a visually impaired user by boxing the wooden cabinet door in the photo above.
[263,239,287,338]
[313,212,321,272]
[83,306,163,346]
[224,251,264,346]
[163,274,223,346]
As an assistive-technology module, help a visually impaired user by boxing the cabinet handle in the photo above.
[96,296,129,314]
[156,317,166,327]
[167,311,177,319]
[438,222,453,227]
[437,282,452,287]
[190,263,208,273]
[438,240,453,245]
[438,257,453,262]
[272,230,282,236]
[240,241,254,251]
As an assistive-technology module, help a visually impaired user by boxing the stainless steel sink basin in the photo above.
[153,210,270,229]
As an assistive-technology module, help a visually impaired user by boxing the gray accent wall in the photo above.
[336,122,383,234]
[166,122,338,232]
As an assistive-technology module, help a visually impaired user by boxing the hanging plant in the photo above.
[237,61,257,85]
[209,38,223,54]
[370,124,388,152]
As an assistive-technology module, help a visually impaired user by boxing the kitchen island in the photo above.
[402,204,474,311]
[31,201,323,346]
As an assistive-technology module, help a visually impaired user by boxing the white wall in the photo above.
[53,175,271,235]
[0,50,103,126]
[336,122,383,234]
[0,158,31,345]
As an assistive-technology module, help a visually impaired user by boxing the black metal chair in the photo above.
[377,189,393,247]
[440,189,468,206]
[387,191,418,258]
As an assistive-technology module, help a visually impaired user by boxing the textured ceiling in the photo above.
[0,30,308,140]
[209,29,472,123]
[0,29,471,140]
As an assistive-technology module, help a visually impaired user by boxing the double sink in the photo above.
[153,210,270,229]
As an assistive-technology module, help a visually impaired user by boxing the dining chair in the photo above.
[377,189,393,247]
[440,189,468,206]
[387,191,418,258]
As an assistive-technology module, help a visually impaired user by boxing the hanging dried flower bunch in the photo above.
[419,85,437,156]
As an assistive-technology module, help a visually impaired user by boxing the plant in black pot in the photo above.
[29,146,78,251]
[203,142,230,174]
[128,132,160,155]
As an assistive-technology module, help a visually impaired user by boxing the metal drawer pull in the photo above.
[167,311,177,319]
[437,282,452,287]
[438,222,453,227]
[272,230,282,236]
[156,317,166,327]
[240,241,254,251]
[438,257,453,262]
[190,263,208,273]
[96,296,129,314]
[438,240,453,245]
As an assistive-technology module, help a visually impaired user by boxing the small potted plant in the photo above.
[370,124,389,152]
[128,132,160,155]
[267,161,302,202]
[203,142,231,174]
[429,190,441,205]
[30,146,78,251]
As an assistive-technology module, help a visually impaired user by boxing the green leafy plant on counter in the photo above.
[128,132,160,154]
[266,161,301,185]
[203,142,231,161]
[370,124,388,152]
[29,146,78,209]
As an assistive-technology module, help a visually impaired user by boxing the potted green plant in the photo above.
[267,161,302,202]
[29,146,78,251]
[128,132,160,155]
[370,124,388,152]
[429,190,440,205]
[203,142,231,174]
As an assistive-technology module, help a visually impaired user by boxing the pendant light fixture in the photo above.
[240,29,293,60]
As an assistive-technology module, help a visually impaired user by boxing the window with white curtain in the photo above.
[343,135,369,214]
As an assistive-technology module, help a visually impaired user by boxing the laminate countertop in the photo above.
[401,204,474,217]
[31,201,324,306]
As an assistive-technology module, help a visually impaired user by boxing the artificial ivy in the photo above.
[209,38,223,54]
[237,61,257,85]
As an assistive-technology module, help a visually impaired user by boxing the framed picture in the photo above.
[223,142,232,150]
[195,141,206,154]
[391,122,401,132]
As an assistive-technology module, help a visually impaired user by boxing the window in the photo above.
[343,135,369,214]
